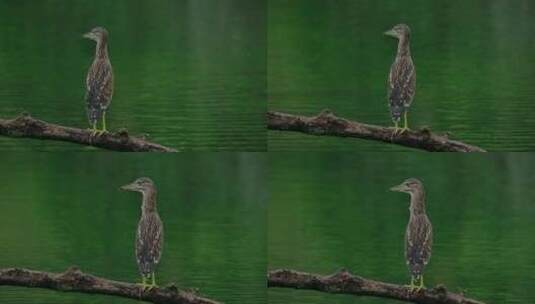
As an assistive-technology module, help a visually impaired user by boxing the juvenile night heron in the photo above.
[83,26,114,135]
[385,24,416,134]
[390,178,433,292]
[121,177,164,290]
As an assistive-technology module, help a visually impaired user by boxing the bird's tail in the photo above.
[87,106,103,127]
[390,103,404,122]
[409,263,424,276]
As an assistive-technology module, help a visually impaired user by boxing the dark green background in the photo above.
[0,153,266,304]
[269,153,535,303]
[0,0,266,151]
[268,0,535,151]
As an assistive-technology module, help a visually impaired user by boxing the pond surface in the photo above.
[268,0,535,151]
[269,153,535,303]
[0,0,266,151]
[0,153,266,304]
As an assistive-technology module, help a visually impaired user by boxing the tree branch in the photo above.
[267,110,486,152]
[0,113,177,152]
[0,267,219,304]
[268,269,485,304]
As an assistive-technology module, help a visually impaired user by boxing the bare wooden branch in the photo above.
[267,110,486,152]
[0,113,177,152]
[0,267,219,304]
[268,269,485,304]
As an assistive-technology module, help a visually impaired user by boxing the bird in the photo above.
[83,26,114,135]
[390,178,433,292]
[121,177,164,291]
[385,24,416,135]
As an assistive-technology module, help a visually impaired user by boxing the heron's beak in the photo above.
[83,32,94,40]
[384,29,397,37]
[120,183,137,192]
[390,183,408,192]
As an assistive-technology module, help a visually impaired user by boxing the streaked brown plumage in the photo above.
[390,178,433,291]
[121,177,164,290]
[385,24,416,134]
[84,27,113,134]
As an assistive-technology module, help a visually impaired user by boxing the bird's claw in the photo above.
[398,127,409,135]
[138,282,157,292]
[88,128,100,137]
[391,127,401,137]
[138,282,149,291]
[89,129,108,137]
[405,284,421,293]
[392,127,409,136]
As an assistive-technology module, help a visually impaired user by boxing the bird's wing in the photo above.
[151,215,164,265]
[405,215,433,266]
[388,57,416,106]
[135,219,147,268]
[135,214,163,273]
[85,59,114,108]
[421,218,432,265]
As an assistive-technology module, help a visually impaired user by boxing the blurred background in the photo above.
[268,0,535,151]
[269,153,535,303]
[0,153,266,304]
[0,0,266,151]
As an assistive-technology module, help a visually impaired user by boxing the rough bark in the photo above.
[267,110,486,152]
[268,269,485,304]
[0,267,219,304]
[0,113,176,152]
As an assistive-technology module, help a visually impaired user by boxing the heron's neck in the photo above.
[409,189,426,215]
[95,39,108,60]
[397,35,411,57]
[141,188,157,214]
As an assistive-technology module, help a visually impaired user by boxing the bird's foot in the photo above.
[405,283,416,292]
[405,285,422,293]
[96,129,108,136]
[398,127,409,135]
[138,282,150,291]
[138,282,157,292]
[146,283,158,291]
[405,282,424,293]
[416,280,425,292]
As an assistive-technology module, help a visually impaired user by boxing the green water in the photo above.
[0,153,266,304]
[0,0,266,151]
[269,153,535,303]
[268,0,535,151]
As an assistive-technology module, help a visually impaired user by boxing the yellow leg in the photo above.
[146,272,158,290]
[138,275,150,291]
[405,275,415,290]
[90,121,98,136]
[400,111,409,134]
[102,111,107,133]
[393,120,400,135]
[93,112,107,136]
[415,275,425,291]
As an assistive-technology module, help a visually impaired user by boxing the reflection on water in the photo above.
[269,153,535,303]
[0,153,266,304]
[268,0,535,151]
[0,0,266,151]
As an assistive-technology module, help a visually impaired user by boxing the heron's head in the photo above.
[384,24,411,40]
[390,178,423,195]
[83,27,108,42]
[121,177,155,194]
